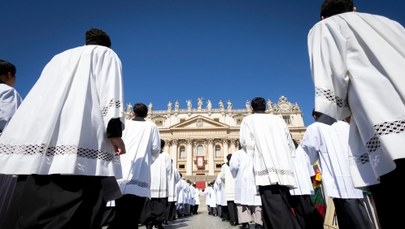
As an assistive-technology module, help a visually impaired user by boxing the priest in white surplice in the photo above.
[0,60,21,134]
[166,160,181,222]
[175,174,190,217]
[307,0,405,228]
[289,142,323,229]
[141,139,172,229]
[109,102,161,229]
[213,176,222,217]
[220,154,238,226]
[0,28,126,229]
[240,97,299,229]
[301,111,372,229]
[191,183,200,214]
[187,181,196,215]
[206,181,217,216]
[215,169,228,221]
[0,60,22,226]
[229,146,263,229]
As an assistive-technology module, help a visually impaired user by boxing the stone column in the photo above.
[222,139,229,162]
[170,139,178,167]
[207,139,214,175]
[186,139,193,175]
[229,139,236,153]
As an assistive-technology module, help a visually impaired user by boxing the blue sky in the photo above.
[2,0,404,126]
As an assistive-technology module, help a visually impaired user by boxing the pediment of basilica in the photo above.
[169,115,229,130]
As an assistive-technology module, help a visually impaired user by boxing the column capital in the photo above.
[186,139,193,145]
[170,139,178,145]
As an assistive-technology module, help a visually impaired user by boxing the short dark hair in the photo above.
[133,103,148,118]
[161,139,166,148]
[0,60,16,76]
[85,28,111,48]
[321,0,354,19]
[226,153,232,162]
[251,97,266,112]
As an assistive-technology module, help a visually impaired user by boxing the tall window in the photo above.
[215,145,221,157]
[196,145,204,156]
[179,146,186,158]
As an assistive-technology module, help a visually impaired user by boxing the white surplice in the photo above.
[0,45,124,177]
[215,172,227,206]
[300,121,363,199]
[239,113,297,188]
[229,149,261,206]
[289,145,315,196]
[207,185,217,208]
[220,163,235,201]
[176,178,189,205]
[308,12,405,186]
[203,186,211,206]
[188,184,195,206]
[168,164,181,202]
[118,119,160,198]
[150,151,172,198]
[193,187,200,205]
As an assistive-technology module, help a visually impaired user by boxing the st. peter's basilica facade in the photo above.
[124,96,306,189]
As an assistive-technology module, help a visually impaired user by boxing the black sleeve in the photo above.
[106,118,123,138]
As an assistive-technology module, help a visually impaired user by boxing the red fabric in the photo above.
[314,204,326,219]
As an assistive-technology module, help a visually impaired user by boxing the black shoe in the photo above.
[155,224,165,229]
[230,221,238,226]
[254,224,263,229]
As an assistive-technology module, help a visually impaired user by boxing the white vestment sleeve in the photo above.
[150,125,161,163]
[300,125,321,165]
[239,118,254,156]
[308,21,351,120]
[95,48,125,130]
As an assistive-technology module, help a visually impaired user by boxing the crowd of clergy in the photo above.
[2,0,405,228]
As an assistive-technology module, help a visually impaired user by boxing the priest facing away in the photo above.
[0,28,126,229]
[307,0,405,228]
